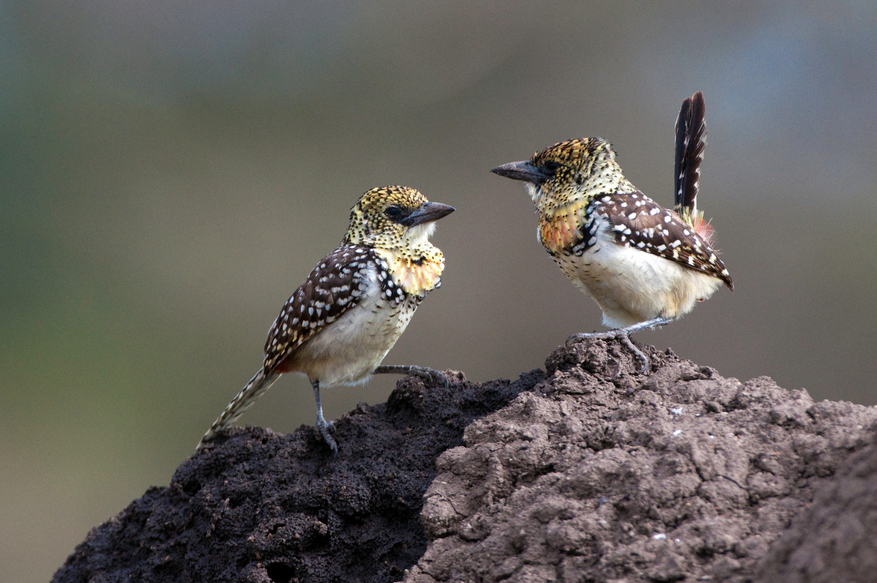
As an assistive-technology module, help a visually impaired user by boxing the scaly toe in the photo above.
[410,366,449,388]
[314,420,339,455]
[567,330,622,345]
[618,334,650,374]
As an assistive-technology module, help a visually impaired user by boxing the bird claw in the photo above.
[314,419,338,456]
[566,330,651,375]
[617,334,651,374]
[566,328,617,345]
[408,366,450,388]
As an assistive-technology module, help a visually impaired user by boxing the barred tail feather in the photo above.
[674,91,707,221]
[196,369,281,450]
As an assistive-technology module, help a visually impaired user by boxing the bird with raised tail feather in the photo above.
[491,91,732,372]
[197,186,454,454]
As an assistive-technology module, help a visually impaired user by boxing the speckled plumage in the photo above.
[198,186,453,452]
[492,92,732,357]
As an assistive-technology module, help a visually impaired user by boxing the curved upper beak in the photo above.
[490,160,547,184]
[400,202,455,227]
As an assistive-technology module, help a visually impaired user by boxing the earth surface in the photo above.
[53,338,877,583]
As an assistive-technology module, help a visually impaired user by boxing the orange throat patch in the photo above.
[539,205,586,253]
[376,249,444,295]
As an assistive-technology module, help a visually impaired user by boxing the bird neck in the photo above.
[374,244,444,296]
[534,160,636,254]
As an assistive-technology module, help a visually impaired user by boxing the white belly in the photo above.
[557,220,723,328]
[288,276,420,387]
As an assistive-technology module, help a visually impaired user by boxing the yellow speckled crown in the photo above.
[343,185,429,247]
[530,138,633,209]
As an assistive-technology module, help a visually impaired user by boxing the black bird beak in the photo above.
[491,160,547,184]
[400,202,455,227]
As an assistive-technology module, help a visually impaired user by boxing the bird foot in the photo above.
[374,364,449,388]
[567,316,674,374]
[568,329,651,374]
[407,366,450,388]
[314,419,338,456]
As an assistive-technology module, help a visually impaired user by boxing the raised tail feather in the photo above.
[674,91,707,225]
[196,369,281,450]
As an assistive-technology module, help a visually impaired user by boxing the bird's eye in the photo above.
[384,205,405,218]
[542,161,562,174]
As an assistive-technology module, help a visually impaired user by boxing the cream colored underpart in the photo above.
[558,217,723,329]
[285,263,421,387]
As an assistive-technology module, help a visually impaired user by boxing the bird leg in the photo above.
[311,380,338,455]
[567,316,675,374]
[374,364,449,388]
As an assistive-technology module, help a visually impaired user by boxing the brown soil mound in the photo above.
[52,371,541,583]
[753,431,877,583]
[406,340,877,583]
[53,339,877,583]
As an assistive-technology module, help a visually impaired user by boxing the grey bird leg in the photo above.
[374,364,449,388]
[567,316,675,374]
[311,380,338,455]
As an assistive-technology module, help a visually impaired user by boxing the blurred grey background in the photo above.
[2,1,876,581]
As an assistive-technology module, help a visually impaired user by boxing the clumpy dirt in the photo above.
[405,340,877,583]
[753,429,877,583]
[54,338,877,583]
[52,370,542,583]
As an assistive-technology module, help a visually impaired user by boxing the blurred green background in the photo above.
[3,1,876,581]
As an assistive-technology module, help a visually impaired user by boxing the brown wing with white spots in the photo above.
[600,192,733,290]
[263,245,374,372]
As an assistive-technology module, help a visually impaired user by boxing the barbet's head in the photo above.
[492,138,629,212]
[344,186,454,249]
